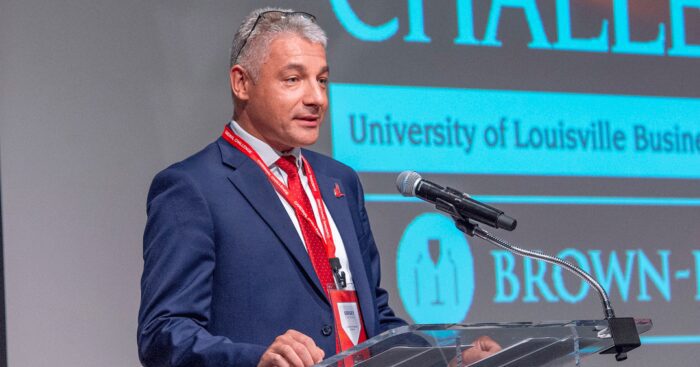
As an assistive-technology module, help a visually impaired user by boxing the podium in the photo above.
[316,319,652,367]
[337,172,655,366]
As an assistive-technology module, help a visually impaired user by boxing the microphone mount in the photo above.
[439,198,642,362]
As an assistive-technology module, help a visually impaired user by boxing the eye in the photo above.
[318,77,329,87]
[284,76,300,85]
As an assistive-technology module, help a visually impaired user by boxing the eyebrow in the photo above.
[280,63,329,75]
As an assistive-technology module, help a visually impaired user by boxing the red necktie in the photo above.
[276,156,335,294]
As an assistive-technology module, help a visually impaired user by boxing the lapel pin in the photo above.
[334,183,345,198]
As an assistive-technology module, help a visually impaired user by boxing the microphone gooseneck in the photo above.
[395,171,638,363]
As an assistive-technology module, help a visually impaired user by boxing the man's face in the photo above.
[242,34,329,151]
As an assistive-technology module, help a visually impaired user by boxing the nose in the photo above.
[303,79,327,110]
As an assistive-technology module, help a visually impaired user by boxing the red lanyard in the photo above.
[222,127,337,259]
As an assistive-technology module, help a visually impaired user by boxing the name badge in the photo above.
[329,288,367,351]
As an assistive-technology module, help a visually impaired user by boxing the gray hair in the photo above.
[230,7,327,80]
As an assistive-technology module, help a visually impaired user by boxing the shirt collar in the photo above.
[229,120,302,169]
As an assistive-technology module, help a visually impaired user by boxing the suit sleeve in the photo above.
[138,167,265,367]
[352,172,408,333]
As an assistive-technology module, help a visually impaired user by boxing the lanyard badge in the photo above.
[328,285,368,352]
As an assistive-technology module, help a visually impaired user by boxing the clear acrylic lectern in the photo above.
[315,319,652,367]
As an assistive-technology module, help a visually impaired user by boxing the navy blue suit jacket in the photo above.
[138,137,406,366]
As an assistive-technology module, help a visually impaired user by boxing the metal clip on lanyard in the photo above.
[329,258,347,289]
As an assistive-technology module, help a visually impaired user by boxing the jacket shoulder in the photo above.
[146,139,224,200]
[152,139,222,179]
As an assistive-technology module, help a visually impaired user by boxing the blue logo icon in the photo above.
[397,213,475,323]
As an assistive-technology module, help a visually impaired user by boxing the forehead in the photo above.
[263,34,327,71]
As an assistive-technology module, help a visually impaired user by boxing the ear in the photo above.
[230,65,251,101]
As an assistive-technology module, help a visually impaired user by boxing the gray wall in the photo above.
[0,1,249,365]
[1,1,698,366]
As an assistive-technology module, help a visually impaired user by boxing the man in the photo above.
[138,7,498,367]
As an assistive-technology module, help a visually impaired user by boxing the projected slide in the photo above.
[331,84,700,178]
[324,0,700,359]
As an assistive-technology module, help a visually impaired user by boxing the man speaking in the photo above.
[137,7,406,367]
[137,7,497,367]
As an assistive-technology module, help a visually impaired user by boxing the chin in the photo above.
[293,131,320,147]
[295,137,319,148]
[299,139,319,147]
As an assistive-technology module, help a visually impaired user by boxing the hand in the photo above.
[257,329,325,367]
[451,335,502,366]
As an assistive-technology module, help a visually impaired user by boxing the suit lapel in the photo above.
[217,139,328,301]
[315,172,377,338]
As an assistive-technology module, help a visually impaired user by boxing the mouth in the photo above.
[294,115,321,126]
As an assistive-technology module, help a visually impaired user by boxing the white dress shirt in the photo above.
[229,120,355,290]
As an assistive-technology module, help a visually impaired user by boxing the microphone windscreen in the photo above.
[396,171,422,197]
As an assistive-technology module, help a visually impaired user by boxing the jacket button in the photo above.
[321,324,333,336]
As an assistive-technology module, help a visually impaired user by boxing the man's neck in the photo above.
[234,114,292,153]
[228,120,301,167]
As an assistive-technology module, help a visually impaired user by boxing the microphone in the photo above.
[396,171,517,231]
